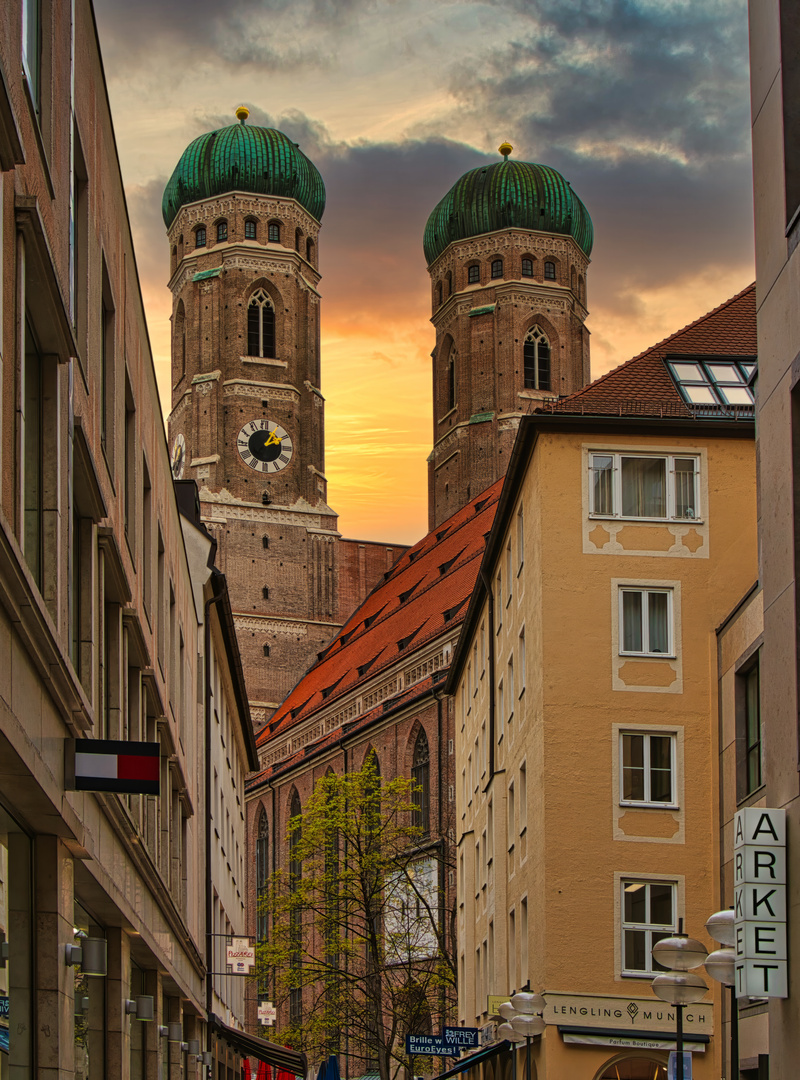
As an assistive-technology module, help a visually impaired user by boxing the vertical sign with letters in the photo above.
[734,807,788,998]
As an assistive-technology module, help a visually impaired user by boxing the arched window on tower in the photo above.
[245,219,257,240]
[491,258,503,279]
[177,234,184,261]
[447,344,457,412]
[436,282,443,308]
[521,257,533,278]
[571,265,577,292]
[195,226,206,248]
[544,260,556,281]
[446,270,453,296]
[524,327,551,391]
[257,809,269,942]
[411,729,430,836]
[171,246,177,275]
[217,220,228,243]
[306,238,314,265]
[295,228,302,252]
[247,289,276,359]
[578,274,586,303]
[468,264,480,285]
[268,221,281,244]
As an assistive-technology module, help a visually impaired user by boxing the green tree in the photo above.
[258,755,457,1080]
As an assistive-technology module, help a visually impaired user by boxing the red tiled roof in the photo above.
[542,283,756,417]
[252,478,503,757]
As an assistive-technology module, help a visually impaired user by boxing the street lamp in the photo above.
[498,993,545,1080]
[496,1019,524,1080]
[651,923,708,1080]
[704,909,737,1080]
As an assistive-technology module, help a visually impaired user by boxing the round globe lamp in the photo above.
[705,909,735,948]
[652,934,708,972]
[705,947,735,987]
[497,1022,524,1042]
[651,971,708,1005]
[510,992,545,1015]
[510,1014,546,1038]
[498,1001,517,1021]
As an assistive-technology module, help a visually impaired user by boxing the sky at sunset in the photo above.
[93,0,754,546]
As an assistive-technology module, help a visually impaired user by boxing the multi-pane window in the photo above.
[195,226,206,248]
[621,732,675,805]
[245,219,257,240]
[621,881,676,975]
[507,658,514,723]
[247,290,276,358]
[667,358,755,408]
[591,453,698,520]
[620,588,672,656]
[411,729,430,835]
[217,221,228,242]
[518,628,525,696]
[521,258,533,277]
[257,810,269,941]
[523,327,551,390]
[491,259,503,279]
[268,221,280,243]
[544,260,556,280]
[22,0,42,113]
[468,264,480,284]
[743,660,762,794]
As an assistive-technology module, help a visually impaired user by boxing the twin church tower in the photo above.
[162,109,593,726]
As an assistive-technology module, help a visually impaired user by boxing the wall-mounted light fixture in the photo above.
[65,938,107,977]
[125,996,155,1021]
[168,1022,183,1043]
[158,1026,169,1038]
[188,1041,201,1056]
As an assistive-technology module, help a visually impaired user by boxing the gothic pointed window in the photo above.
[257,809,269,942]
[411,729,430,836]
[268,221,281,244]
[544,260,556,281]
[524,327,551,391]
[295,228,302,252]
[289,789,303,1025]
[446,270,453,296]
[174,300,186,384]
[436,281,443,307]
[247,289,276,359]
[306,238,314,264]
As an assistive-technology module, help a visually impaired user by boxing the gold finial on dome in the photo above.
[498,141,513,161]
[236,105,250,124]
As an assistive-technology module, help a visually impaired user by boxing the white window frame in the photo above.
[507,656,514,725]
[589,452,700,522]
[619,587,674,657]
[498,678,505,741]
[620,880,677,977]
[518,627,526,698]
[619,731,677,808]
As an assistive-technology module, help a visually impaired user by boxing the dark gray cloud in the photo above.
[92,0,356,71]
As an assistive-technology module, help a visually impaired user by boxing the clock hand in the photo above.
[264,431,282,447]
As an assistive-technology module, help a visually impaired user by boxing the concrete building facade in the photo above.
[744,1,800,1076]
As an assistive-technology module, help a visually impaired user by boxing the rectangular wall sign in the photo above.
[66,739,160,795]
[443,1027,480,1047]
[734,807,788,998]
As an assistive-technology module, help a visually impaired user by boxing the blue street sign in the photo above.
[443,1027,480,1048]
[667,1051,692,1080]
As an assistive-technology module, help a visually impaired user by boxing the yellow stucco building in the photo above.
[446,287,758,1080]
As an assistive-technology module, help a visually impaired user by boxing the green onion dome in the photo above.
[423,143,592,266]
[162,106,326,228]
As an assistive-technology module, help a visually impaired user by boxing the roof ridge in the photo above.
[561,282,756,403]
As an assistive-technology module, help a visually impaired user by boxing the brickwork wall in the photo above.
[337,538,407,619]
[246,691,457,1044]
[427,228,591,527]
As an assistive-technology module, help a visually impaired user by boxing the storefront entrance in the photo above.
[594,1055,668,1080]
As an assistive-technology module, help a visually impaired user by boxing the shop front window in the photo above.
[73,902,105,1080]
[0,803,32,1080]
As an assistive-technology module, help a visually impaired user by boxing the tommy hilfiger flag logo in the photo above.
[66,739,160,795]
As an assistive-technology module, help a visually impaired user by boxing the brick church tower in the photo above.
[163,108,399,729]
[423,143,593,527]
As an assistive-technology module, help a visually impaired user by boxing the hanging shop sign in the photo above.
[734,807,788,998]
[258,1001,276,1026]
[66,739,160,795]
[226,937,256,974]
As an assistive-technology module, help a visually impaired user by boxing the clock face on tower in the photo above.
[171,433,186,479]
[236,419,294,473]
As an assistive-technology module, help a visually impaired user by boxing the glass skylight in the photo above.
[667,358,756,409]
